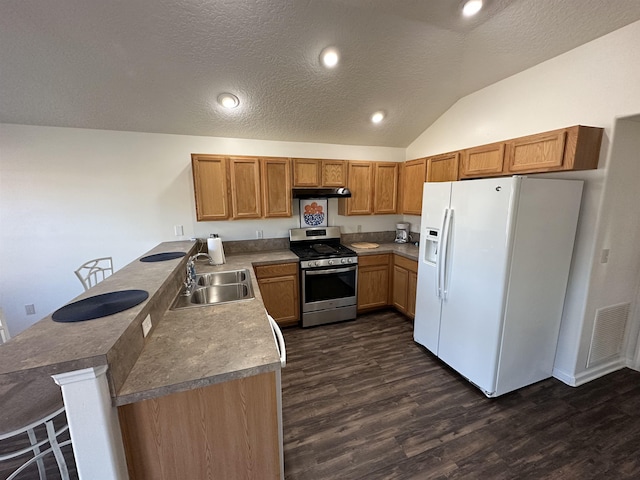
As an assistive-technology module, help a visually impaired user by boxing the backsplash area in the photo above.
[217,230,419,254]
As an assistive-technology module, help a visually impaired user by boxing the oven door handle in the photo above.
[305,266,357,275]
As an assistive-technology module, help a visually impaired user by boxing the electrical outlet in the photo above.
[142,315,152,337]
[600,248,610,264]
[25,304,36,315]
[357,225,362,233]
[256,230,263,239]
[174,225,184,236]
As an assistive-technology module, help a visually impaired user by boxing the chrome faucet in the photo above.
[184,253,213,295]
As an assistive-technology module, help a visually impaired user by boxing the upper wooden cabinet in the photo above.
[321,160,347,187]
[292,158,347,187]
[338,161,399,216]
[229,157,262,219]
[400,158,426,215]
[292,158,320,186]
[261,157,292,218]
[506,125,602,174]
[192,154,291,221]
[427,152,460,182]
[373,162,399,214]
[460,143,505,179]
[338,161,374,215]
[192,154,230,221]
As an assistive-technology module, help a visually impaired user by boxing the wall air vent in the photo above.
[586,302,630,368]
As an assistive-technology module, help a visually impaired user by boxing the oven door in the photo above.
[302,265,357,312]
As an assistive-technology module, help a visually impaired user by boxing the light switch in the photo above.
[600,248,610,264]
[142,315,152,337]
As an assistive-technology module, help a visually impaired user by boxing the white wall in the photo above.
[0,125,404,335]
[405,20,640,383]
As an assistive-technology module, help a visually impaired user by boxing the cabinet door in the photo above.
[257,276,299,326]
[255,263,300,326]
[229,157,262,219]
[321,160,347,187]
[292,158,320,187]
[401,158,426,215]
[392,265,409,314]
[507,130,566,173]
[191,154,230,221]
[357,254,390,312]
[261,158,292,218]
[427,152,459,182]
[339,161,374,215]
[460,143,506,179]
[373,162,399,214]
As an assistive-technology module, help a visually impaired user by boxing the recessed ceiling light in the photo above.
[462,0,483,17]
[371,111,385,124]
[217,93,240,109]
[320,47,340,68]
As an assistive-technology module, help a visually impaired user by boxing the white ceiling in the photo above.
[2,0,640,148]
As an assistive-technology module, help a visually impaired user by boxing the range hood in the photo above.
[292,187,351,198]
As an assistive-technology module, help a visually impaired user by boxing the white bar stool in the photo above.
[74,257,113,291]
[0,375,74,479]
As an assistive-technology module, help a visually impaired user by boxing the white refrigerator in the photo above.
[414,176,583,397]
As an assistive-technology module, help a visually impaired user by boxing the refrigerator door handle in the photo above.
[436,208,449,298]
[441,208,453,299]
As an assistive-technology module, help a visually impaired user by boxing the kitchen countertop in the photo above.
[115,250,297,406]
[0,240,415,409]
[349,242,419,261]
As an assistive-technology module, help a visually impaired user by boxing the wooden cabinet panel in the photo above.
[118,372,280,480]
[255,262,299,326]
[427,152,460,182]
[373,162,399,214]
[338,161,374,215]
[191,154,230,221]
[292,158,320,187]
[261,158,291,218]
[357,254,390,312]
[401,158,426,215]
[392,255,418,318]
[407,270,417,319]
[392,265,409,313]
[229,157,262,219]
[321,160,347,187]
[460,143,506,179]
[507,131,566,173]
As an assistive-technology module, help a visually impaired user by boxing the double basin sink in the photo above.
[172,269,255,309]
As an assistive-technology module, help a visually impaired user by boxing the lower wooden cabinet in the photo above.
[357,254,391,312]
[254,262,299,326]
[118,371,281,480]
[392,255,418,319]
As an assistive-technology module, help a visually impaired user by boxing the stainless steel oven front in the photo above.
[300,261,358,327]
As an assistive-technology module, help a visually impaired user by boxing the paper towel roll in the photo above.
[207,237,226,265]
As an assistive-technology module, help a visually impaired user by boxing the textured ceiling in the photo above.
[2,0,640,147]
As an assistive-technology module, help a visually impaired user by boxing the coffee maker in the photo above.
[395,222,411,243]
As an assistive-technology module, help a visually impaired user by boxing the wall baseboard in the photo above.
[553,358,626,387]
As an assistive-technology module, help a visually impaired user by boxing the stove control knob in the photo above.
[341,258,347,264]
[347,258,353,263]
[314,261,320,267]
[328,260,334,265]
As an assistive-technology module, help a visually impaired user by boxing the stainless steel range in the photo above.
[289,227,358,328]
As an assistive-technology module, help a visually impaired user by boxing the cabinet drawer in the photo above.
[394,254,417,273]
[254,262,298,279]
[358,254,390,267]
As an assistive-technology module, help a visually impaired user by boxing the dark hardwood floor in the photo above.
[281,309,640,480]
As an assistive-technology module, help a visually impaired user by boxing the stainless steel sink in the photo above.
[190,284,253,304]
[171,269,255,310]
[196,269,248,286]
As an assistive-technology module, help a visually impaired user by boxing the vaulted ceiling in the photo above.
[2,0,640,147]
